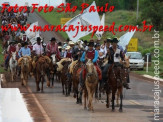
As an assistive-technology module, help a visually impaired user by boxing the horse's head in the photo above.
[51,54,56,65]
[11,52,17,63]
[86,59,96,79]
[22,57,30,68]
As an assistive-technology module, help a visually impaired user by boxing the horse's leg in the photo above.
[21,71,24,86]
[52,73,54,88]
[112,89,116,112]
[86,83,91,110]
[62,81,65,94]
[99,82,102,100]
[84,89,87,110]
[79,89,83,104]
[41,76,44,92]
[106,90,110,108]
[95,84,98,99]
[119,87,123,112]
[65,80,68,97]
[116,90,120,107]
[90,88,95,112]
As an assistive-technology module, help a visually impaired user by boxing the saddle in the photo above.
[77,65,102,81]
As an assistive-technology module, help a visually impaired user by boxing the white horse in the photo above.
[9,52,18,82]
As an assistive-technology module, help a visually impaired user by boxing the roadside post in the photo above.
[146,53,150,73]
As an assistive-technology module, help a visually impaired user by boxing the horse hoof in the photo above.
[76,101,79,104]
[116,104,120,107]
[73,95,76,98]
[119,109,123,112]
[112,109,115,112]
[106,104,109,108]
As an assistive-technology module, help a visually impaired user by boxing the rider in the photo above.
[72,42,83,61]
[4,41,17,70]
[33,37,44,56]
[64,46,72,58]
[46,37,60,60]
[102,37,130,89]
[18,42,31,57]
[80,41,102,88]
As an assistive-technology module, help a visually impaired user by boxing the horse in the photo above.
[18,56,32,86]
[106,63,128,112]
[70,60,82,103]
[84,59,98,112]
[47,54,58,88]
[9,52,18,82]
[34,56,51,92]
[60,60,71,96]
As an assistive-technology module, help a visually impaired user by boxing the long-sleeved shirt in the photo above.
[18,47,31,57]
[80,50,98,63]
[33,43,44,56]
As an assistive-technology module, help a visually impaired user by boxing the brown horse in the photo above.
[84,59,98,112]
[106,63,128,112]
[70,60,82,103]
[60,60,71,96]
[18,56,32,86]
[34,56,51,92]
[47,54,59,88]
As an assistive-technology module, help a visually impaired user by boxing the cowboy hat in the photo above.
[50,37,56,41]
[68,41,75,45]
[107,38,112,43]
[112,37,119,43]
[36,37,41,41]
[65,46,71,50]
[88,41,94,47]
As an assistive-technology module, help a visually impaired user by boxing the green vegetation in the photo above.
[0,41,5,73]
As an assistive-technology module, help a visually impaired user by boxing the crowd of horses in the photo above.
[8,52,130,112]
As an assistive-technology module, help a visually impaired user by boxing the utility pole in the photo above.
[136,0,139,21]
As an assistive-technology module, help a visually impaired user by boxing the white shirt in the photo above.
[33,44,44,56]
[114,48,121,62]
[99,48,105,59]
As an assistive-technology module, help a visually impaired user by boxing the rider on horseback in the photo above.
[46,37,60,60]
[102,37,130,89]
[18,42,31,57]
[4,41,17,70]
[33,37,44,56]
[79,41,102,88]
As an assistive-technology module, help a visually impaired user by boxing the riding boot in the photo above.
[123,82,131,89]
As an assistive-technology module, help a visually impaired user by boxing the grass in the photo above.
[132,62,163,78]
[0,41,5,73]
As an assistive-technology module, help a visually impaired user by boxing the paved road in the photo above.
[2,12,163,122]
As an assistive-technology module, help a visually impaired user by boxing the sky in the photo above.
[0,0,66,7]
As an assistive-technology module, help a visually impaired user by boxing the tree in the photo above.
[141,0,163,30]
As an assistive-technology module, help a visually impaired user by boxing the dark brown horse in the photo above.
[71,60,82,103]
[34,56,51,92]
[106,63,128,112]
[60,60,71,96]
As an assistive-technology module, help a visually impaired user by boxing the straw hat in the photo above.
[65,46,71,50]
[68,41,75,45]
[58,46,62,49]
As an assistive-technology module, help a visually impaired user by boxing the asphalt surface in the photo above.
[2,12,163,122]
